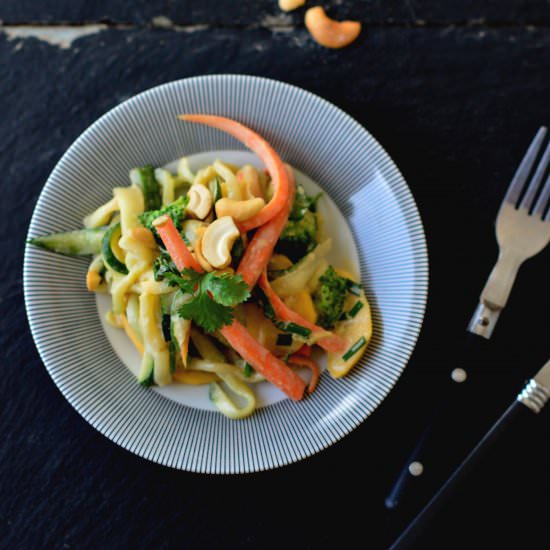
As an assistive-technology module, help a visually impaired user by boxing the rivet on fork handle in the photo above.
[467,303,501,338]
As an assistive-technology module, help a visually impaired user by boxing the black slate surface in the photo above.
[2,4,550,549]
[3,0,550,25]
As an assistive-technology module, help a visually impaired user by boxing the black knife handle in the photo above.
[384,331,489,510]
[389,399,532,549]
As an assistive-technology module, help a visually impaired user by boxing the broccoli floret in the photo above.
[289,184,322,220]
[138,195,189,232]
[276,209,318,262]
[313,266,348,329]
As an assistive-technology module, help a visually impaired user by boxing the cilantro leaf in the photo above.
[178,268,203,294]
[178,291,235,333]
[202,272,250,306]
[163,269,251,332]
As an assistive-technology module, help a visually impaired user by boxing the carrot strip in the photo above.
[153,215,204,273]
[178,114,290,231]
[221,321,306,401]
[236,166,295,288]
[258,270,347,353]
[296,344,312,357]
[288,354,320,393]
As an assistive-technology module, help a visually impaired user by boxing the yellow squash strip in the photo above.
[83,197,118,228]
[188,358,264,383]
[193,166,217,186]
[113,186,144,235]
[110,261,149,314]
[237,165,263,199]
[139,292,171,386]
[86,255,104,292]
[86,271,102,291]
[283,291,318,324]
[171,291,192,367]
[177,157,195,183]
[118,313,144,355]
[209,373,256,419]
[173,371,219,385]
[127,227,157,249]
[268,254,293,271]
[154,167,176,206]
[126,294,142,341]
[214,160,242,200]
[190,329,226,362]
[327,270,373,378]
[105,310,124,328]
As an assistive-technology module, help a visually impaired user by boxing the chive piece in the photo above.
[342,336,367,361]
[243,362,254,378]
[276,322,312,339]
[276,333,293,346]
[341,301,364,321]
[256,287,312,338]
[346,279,362,296]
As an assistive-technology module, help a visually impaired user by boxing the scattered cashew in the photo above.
[304,7,361,49]
[194,227,214,272]
[201,216,240,269]
[279,0,305,12]
[186,183,213,219]
[236,165,263,199]
[215,197,266,222]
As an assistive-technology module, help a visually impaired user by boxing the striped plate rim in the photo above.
[23,75,429,473]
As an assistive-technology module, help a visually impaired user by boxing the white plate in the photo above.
[24,75,428,473]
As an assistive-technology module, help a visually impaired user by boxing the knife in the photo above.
[389,359,550,549]
[385,127,550,510]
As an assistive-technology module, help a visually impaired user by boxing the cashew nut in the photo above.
[215,197,266,222]
[194,227,214,272]
[304,7,361,49]
[186,183,213,219]
[236,165,263,199]
[201,216,240,269]
[279,0,305,12]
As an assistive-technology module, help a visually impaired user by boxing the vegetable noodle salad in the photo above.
[29,115,373,419]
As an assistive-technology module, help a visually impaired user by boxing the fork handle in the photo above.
[480,249,522,309]
[469,250,522,339]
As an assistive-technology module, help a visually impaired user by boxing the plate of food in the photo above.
[24,75,428,473]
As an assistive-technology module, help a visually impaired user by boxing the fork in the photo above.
[385,127,550,512]
[469,126,550,338]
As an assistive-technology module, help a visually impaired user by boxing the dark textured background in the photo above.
[2,1,550,548]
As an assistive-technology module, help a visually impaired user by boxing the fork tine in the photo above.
[504,126,547,205]
[519,139,550,211]
[534,173,550,219]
